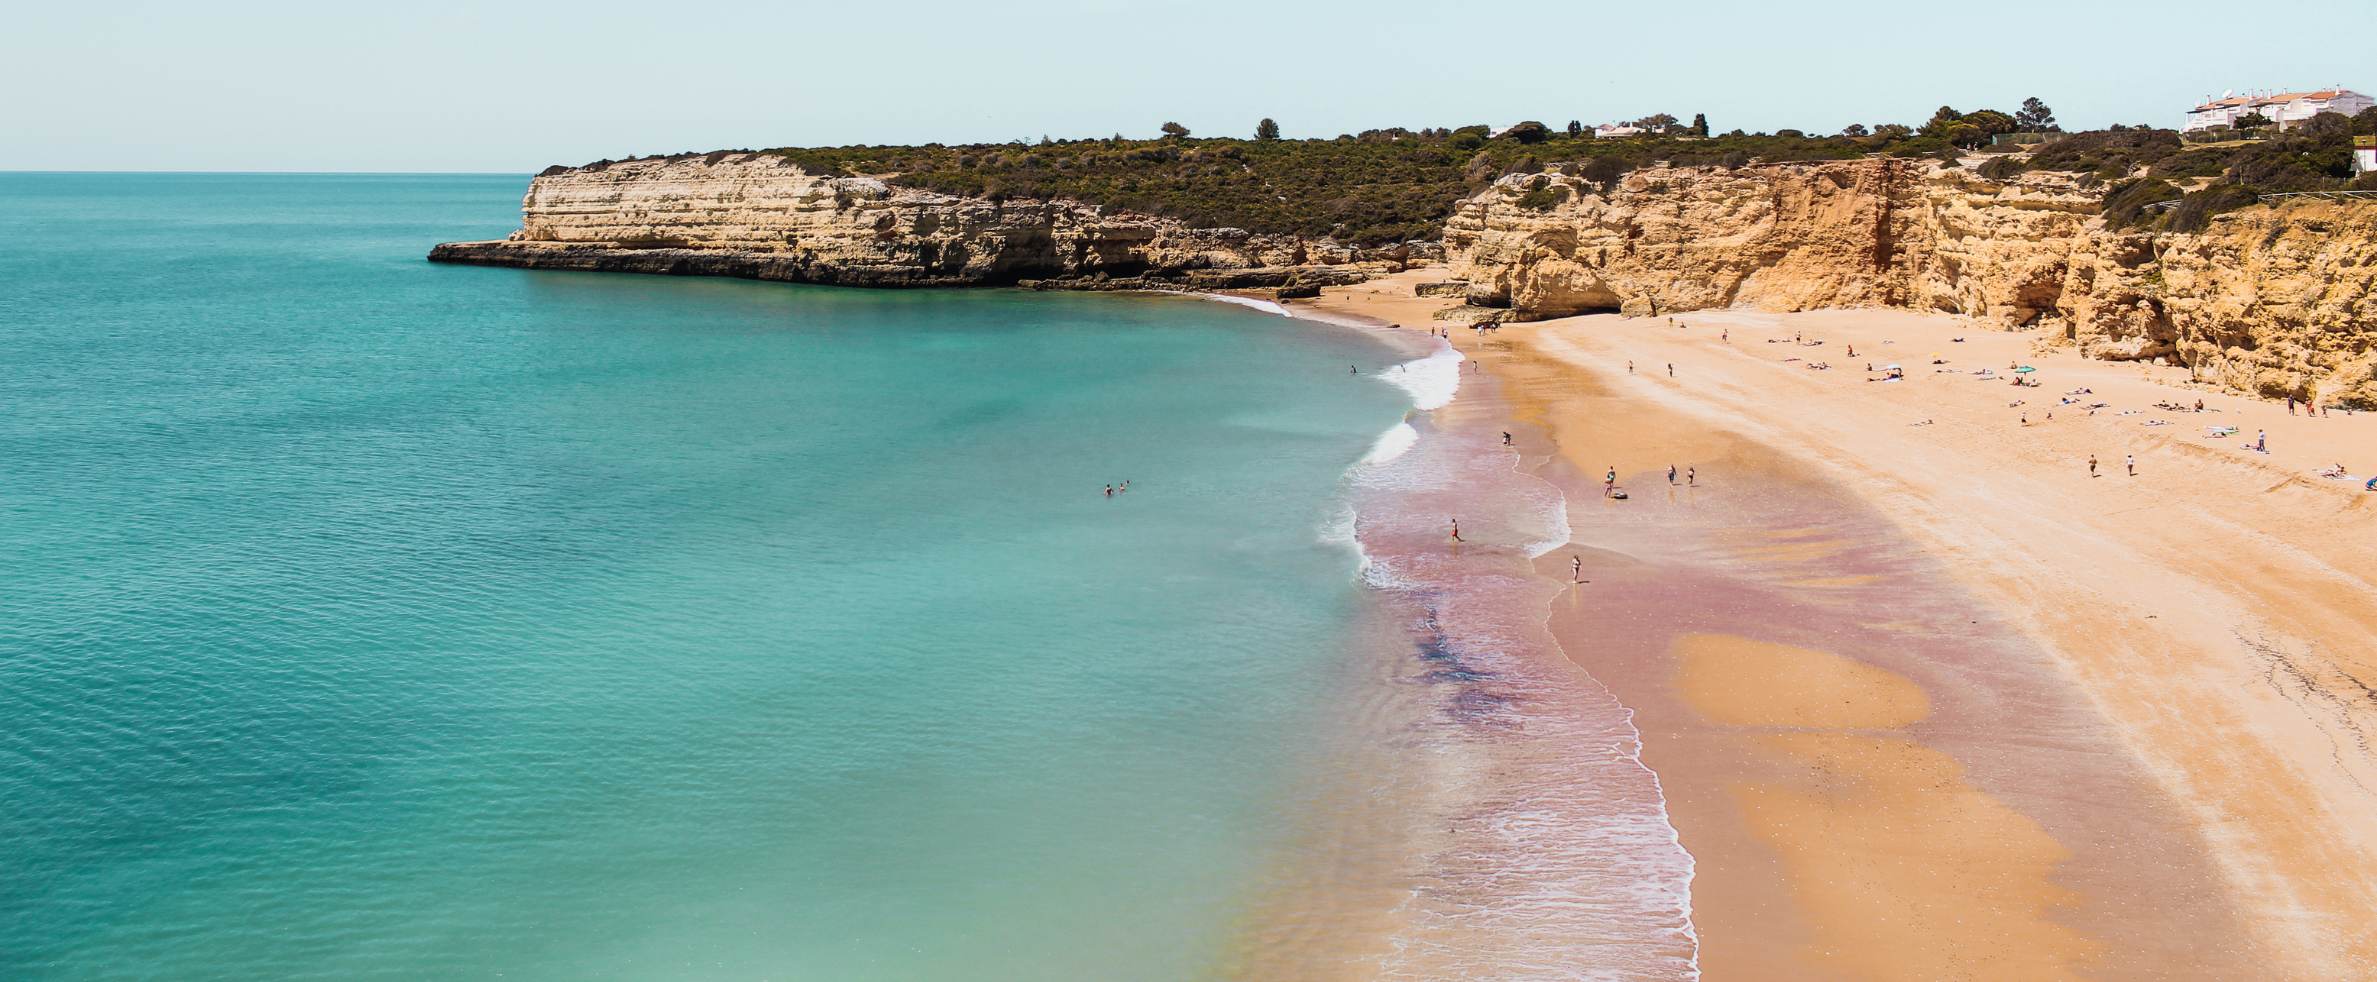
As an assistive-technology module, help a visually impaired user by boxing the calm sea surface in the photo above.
[0,174,1418,978]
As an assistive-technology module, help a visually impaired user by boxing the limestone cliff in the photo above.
[430,153,1421,291]
[1446,160,2377,405]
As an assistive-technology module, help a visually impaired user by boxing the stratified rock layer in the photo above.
[429,153,1418,290]
[1446,160,2377,405]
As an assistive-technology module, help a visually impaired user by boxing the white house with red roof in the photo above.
[2183,88,2373,133]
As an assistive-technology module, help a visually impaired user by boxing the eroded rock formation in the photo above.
[429,153,1420,290]
[431,153,2377,404]
[1446,160,2377,405]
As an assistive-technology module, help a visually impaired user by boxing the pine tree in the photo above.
[2015,97,2059,132]
[1567,120,1584,138]
[1255,118,1281,141]
[1160,121,1191,140]
[1690,113,1709,137]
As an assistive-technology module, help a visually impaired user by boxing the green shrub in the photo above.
[2017,128,2183,177]
[2102,178,2184,228]
[2168,185,2262,232]
[1505,121,1550,144]
[1977,156,2026,180]
[1515,184,1563,211]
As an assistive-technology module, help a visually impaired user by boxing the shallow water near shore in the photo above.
[0,174,1447,978]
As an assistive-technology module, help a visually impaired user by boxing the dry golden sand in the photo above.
[1294,269,2377,979]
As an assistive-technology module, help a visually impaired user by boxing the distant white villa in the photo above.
[2182,88,2373,133]
[1591,124,1647,139]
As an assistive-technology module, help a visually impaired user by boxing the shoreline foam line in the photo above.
[1269,290,1703,976]
[1175,290,1291,317]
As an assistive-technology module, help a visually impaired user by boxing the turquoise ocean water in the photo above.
[0,174,1419,978]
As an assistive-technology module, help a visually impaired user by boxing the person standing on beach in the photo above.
[2126,455,2135,477]
[1721,328,1729,343]
[1627,361,1634,374]
[2089,455,2099,478]
[1688,467,1697,486]
[1605,466,1618,496]
[1571,554,1583,582]
[1668,465,1677,485]
[1666,363,1674,377]
[1450,519,1463,543]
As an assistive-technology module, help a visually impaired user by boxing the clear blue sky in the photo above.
[7,0,2372,172]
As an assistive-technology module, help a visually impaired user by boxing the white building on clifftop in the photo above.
[2183,88,2373,133]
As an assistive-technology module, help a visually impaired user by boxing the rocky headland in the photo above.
[428,154,1419,294]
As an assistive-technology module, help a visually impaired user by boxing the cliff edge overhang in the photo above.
[427,153,1424,292]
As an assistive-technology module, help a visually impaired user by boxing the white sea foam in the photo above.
[1362,421,1420,467]
[1378,344,1463,412]
[1316,499,1371,578]
[1337,370,1700,979]
[1521,481,1573,559]
[1186,292,1292,317]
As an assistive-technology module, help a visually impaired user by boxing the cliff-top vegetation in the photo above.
[567,99,2377,245]
[757,106,2046,245]
[2000,110,2377,232]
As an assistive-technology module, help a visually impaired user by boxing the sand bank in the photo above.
[1294,269,2377,979]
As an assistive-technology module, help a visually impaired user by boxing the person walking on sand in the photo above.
[2126,454,2135,477]
[1721,328,1729,343]
[1605,466,1618,496]
[2089,455,2099,478]
[1571,554,1583,583]
[1627,361,1634,374]
[1666,363,1674,377]
[1450,519,1463,543]
[1687,467,1697,486]
[1503,431,1513,446]
[1667,465,1677,485]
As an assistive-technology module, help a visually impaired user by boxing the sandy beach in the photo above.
[1294,268,2377,980]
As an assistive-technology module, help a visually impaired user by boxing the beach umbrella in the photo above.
[2014,365,2037,373]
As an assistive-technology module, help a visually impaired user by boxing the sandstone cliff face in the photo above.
[1446,160,2377,406]
[431,154,1420,289]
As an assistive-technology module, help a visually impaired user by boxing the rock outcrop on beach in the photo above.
[1446,160,2377,405]
[429,154,1420,291]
